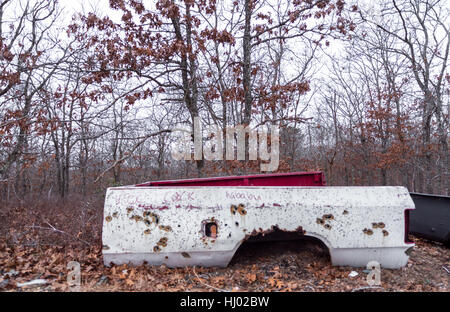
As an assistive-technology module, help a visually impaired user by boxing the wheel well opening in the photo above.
[229,227,330,267]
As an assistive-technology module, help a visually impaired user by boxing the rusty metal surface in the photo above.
[102,186,415,269]
[409,192,450,245]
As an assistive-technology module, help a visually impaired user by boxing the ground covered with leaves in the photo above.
[0,198,449,292]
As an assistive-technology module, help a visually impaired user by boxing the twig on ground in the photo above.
[352,285,384,292]
[25,222,91,246]
[192,266,230,292]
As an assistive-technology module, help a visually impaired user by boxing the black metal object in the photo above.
[409,192,450,246]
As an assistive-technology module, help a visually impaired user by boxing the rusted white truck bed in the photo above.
[102,186,415,268]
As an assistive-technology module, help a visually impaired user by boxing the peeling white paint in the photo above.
[102,186,415,268]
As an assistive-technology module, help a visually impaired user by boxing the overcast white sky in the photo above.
[62,0,112,20]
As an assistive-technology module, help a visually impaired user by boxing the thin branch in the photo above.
[192,266,230,292]
[94,129,172,183]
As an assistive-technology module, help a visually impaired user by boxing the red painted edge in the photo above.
[405,209,415,244]
[136,171,325,187]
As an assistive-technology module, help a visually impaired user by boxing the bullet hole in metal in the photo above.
[153,246,161,252]
[235,222,239,226]
[159,225,172,232]
[323,214,334,220]
[343,210,349,215]
[165,256,168,260]
[363,228,374,235]
[237,204,247,215]
[105,216,112,222]
[144,219,151,226]
[157,237,168,247]
[142,211,159,224]
[181,252,191,258]
[373,222,385,229]
[126,207,134,214]
[382,230,389,236]
[144,229,151,235]
[204,221,218,239]
[316,218,324,225]
[112,212,118,218]
[230,205,237,215]
[324,224,332,230]
[130,215,142,222]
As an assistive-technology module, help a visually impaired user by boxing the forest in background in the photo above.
[0,0,448,204]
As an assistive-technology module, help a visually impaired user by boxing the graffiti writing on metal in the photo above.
[226,191,261,201]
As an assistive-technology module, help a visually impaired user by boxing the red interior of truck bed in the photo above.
[136,171,326,187]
